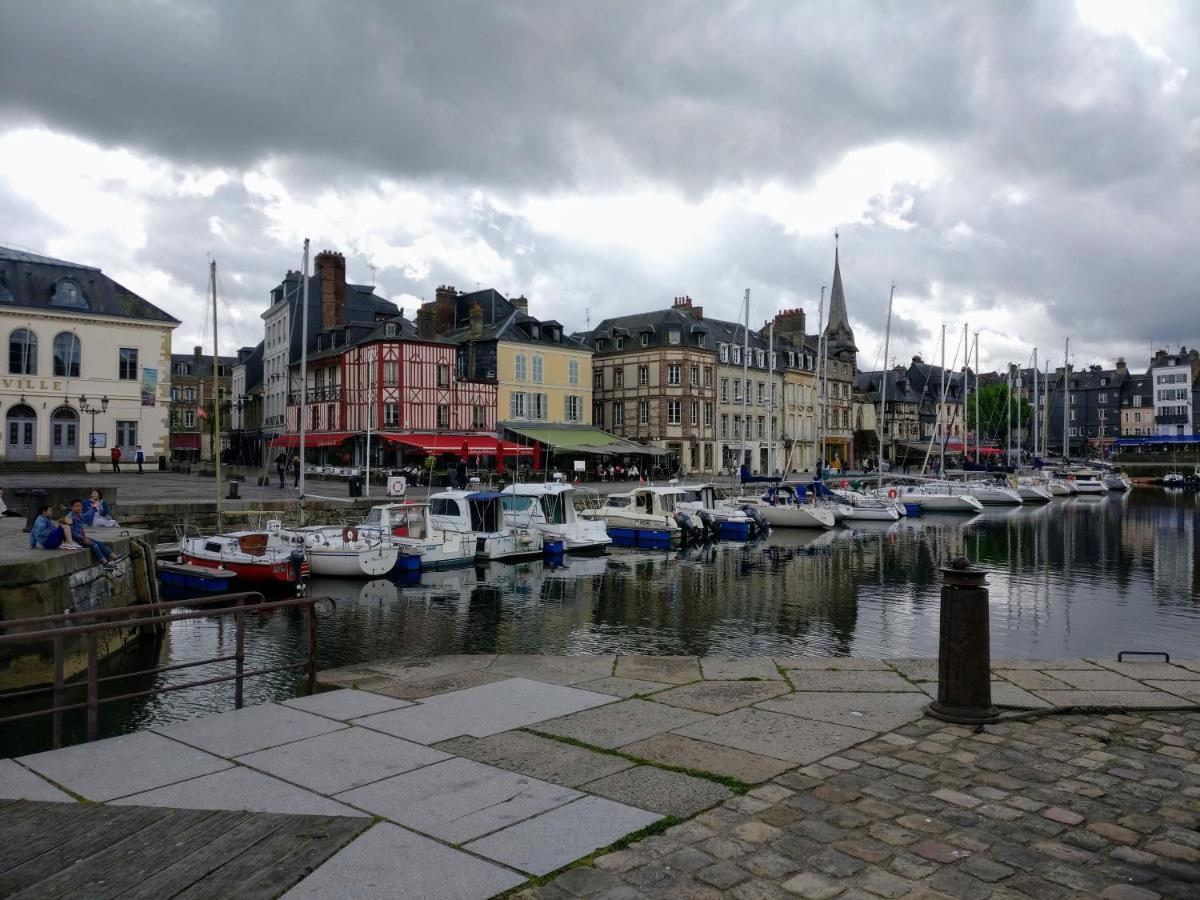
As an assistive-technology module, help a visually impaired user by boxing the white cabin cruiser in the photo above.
[429,490,544,561]
[500,483,611,553]
[674,483,763,539]
[359,502,474,569]
[579,486,683,547]
[1068,470,1107,494]
[830,488,902,521]
[898,482,985,513]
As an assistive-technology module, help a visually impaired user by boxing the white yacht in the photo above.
[1103,472,1132,492]
[500,483,611,553]
[1068,470,1107,494]
[1014,476,1054,502]
[359,502,474,569]
[292,525,402,578]
[830,488,902,521]
[1047,477,1077,496]
[898,482,985,513]
[675,483,761,539]
[734,484,837,530]
[964,480,1024,505]
[579,486,682,547]
[429,490,544,561]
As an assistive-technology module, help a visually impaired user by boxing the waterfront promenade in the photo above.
[2,655,1198,898]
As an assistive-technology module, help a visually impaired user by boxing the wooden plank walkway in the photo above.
[0,799,368,899]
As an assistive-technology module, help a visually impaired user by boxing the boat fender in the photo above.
[887,489,898,499]
[342,525,359,544]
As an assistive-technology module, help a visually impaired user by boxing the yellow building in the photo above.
[426,285,592,430]
[1,246,177,464]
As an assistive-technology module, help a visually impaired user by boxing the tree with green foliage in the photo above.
[965,382,1033,446]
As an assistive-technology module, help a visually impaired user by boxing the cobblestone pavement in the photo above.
[515,709,1200,900]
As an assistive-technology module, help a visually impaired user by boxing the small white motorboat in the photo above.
[501,483,611,552]
[358,502,475,569]
[1015,478,1054,502]
[579,487,683,547]
[898,483,985,513]
[1069,470,1107,494]
[674,483,762,539]
[430,490,544,561]
[178,524,308,587]
[292,525,402,578]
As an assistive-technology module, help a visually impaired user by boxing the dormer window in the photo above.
[667,329,680,345]
[756,350,765,367]
[641,333,650,347]
[175,363,190,376]
[718,343,729,363]
[51,278,87,308]
[616,337,625,350]
[385,323,397,337]
[595,339,606,352]
[697,334,707,348]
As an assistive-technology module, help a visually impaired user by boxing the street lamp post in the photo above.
[78,394,109,463]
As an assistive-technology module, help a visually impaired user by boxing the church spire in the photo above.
[823,231,857,362]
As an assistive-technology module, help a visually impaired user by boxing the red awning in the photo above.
[379,433,532,456]
[270,432,355,448]
[172,433,201,449]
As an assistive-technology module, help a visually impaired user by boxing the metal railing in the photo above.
[0,592,325,748]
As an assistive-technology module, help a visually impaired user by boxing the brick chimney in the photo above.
[434,285,458,333]
[772,308,807,340]
[416,303,436,339]
[511,295,529,314]
[469,303,484,340]
[193,345,202,367]
[315,251,347,329]
[1115,356,1127,374]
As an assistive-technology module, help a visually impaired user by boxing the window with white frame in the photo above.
[568,359,580,385]
[565,395,581,421]
[690,365,699,386]
[719,343,729,363]
[515,354,527,382]
[437,364,450,387]
[640,333,649,347]
[614,367,624,387]
[533,393,548,420]
[472,405,486,428]
[668,363,681,385]
[668,329,681,345]
[383,360,398,386]
[510,391,527,418]
[614,402,625,426]
[704,402,713,426]
[720,378,729,402]
[437,405,450,428]
[532,355,543,383]
[118,347,138,380]
[667,400,681,425]
[385,402,399,426]
[704,366,712,387]
[638,365,649,385]
[638,400,649,424]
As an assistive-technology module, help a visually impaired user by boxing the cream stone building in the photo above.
[0,247,178,464]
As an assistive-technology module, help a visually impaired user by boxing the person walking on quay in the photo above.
[30,504,78,550]
[110,445,122,473]
[292,454,301,489]
[275,451,287,488]
[63,498,121,566]
[135,444,145,474]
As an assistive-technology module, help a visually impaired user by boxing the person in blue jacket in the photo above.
[29,504,77,550]
[63,498,123,566]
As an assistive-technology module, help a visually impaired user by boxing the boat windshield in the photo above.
[501,495,536,512]
[431,498,462,518]
[539,494,567,524]
[605,496,629,508]
[362,508,383,528]
[677,490,703,504]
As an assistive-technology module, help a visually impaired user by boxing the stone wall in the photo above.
[115,498,381,546]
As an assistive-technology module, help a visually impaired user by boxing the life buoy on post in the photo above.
[840,479,849,489]
[887,488,898,499]
[342,525,359,544]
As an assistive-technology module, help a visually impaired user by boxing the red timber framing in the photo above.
[285,336,498,441]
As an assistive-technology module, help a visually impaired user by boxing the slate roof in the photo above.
[302,313,456,365]
[855,369,923,406]
[0,244,180,324]
[442,289,591,351]
[241,341,265,393]
[823,246,857,359]
[272,273,399,364]
[170,352,240,380]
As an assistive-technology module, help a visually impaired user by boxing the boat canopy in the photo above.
[740,465,782,484]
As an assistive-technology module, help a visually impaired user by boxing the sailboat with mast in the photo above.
[178,256,308,587]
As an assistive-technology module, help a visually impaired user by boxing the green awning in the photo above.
[501,424,669,456]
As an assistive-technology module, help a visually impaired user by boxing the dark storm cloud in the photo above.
[0,0,1196,366]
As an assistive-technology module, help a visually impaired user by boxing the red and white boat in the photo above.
[179,529,309,587]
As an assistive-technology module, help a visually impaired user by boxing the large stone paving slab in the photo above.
[534,698,710,749]
[619,733,795,784]
[359,668,510,700]
[755,691,930,732]
[1145,680,1200,701]
[786,669,919,692]
[654,679,792,714]
[777,657,893,671]
[577,676,673,697]
[465,795,660,876]
[352,677,618,744]
[369,654,496,681]
[238,726,450,795]
[1031,690,1197,708]
[583,765,731,817]
[885,657,939,680]
[614,655,702,684]
[988,658,1100,670]
[993,669,1074,690]
[281,688,412,720]
[18,731,231,802]
[282,821,525,900]
[153,703,346,757]
[1086,660,1200,680]
[0,759,74,802]
[699,656,784,680]
[433,730,634,787]
[916,680,1051,708]
[112,766,367,816]
[335,757,580,843]
[673,707,875,764]
[488,654,615,685]
[1049,669,1155,691]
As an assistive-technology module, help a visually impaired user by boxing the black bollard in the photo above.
[928,556,999,724]
[23,488,48,533]
[226,480,240,500]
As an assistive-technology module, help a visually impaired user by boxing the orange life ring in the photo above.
[887,488,898,499]
[342,525,359,544]
[1067,474,1076,481]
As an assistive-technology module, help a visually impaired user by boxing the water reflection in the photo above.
[3,490,1197,755]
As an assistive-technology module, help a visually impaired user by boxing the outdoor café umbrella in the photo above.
[532,442,542,473]
[459,440,470,461]
[496,450,506,475]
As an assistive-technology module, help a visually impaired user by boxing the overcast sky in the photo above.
[1,1,1196,372]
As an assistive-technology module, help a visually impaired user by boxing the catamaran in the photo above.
[500,483,611,553]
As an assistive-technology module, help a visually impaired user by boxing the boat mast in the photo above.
[974,332,981,465]
[938,323,946,475]
[211,260,223,534]
[1043,357,1050,458]
[1032,348,1039,462]
[1062,336,1069,463]
[767,316,775,474]
[298,239,310,523]
[814,285,826,473]
[878,283,894,491]
[365,345,373,498]
[739,288,750,472]
[960,322,968,473]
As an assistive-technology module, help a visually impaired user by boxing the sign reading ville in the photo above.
[1,378,66,392]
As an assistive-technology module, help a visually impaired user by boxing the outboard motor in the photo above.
[673,510,704,543]
[696,509,720,538]
[742,505,770,536]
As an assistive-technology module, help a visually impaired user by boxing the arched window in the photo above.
[53,332,81,378]
[51,278,87,308]
[9,328,37,375]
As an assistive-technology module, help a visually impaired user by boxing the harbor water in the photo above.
[3,488,1197,755]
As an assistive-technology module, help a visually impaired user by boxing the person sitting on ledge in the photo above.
[81,488,119,527]
[63,498,124,567]
[29,504,79,550]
